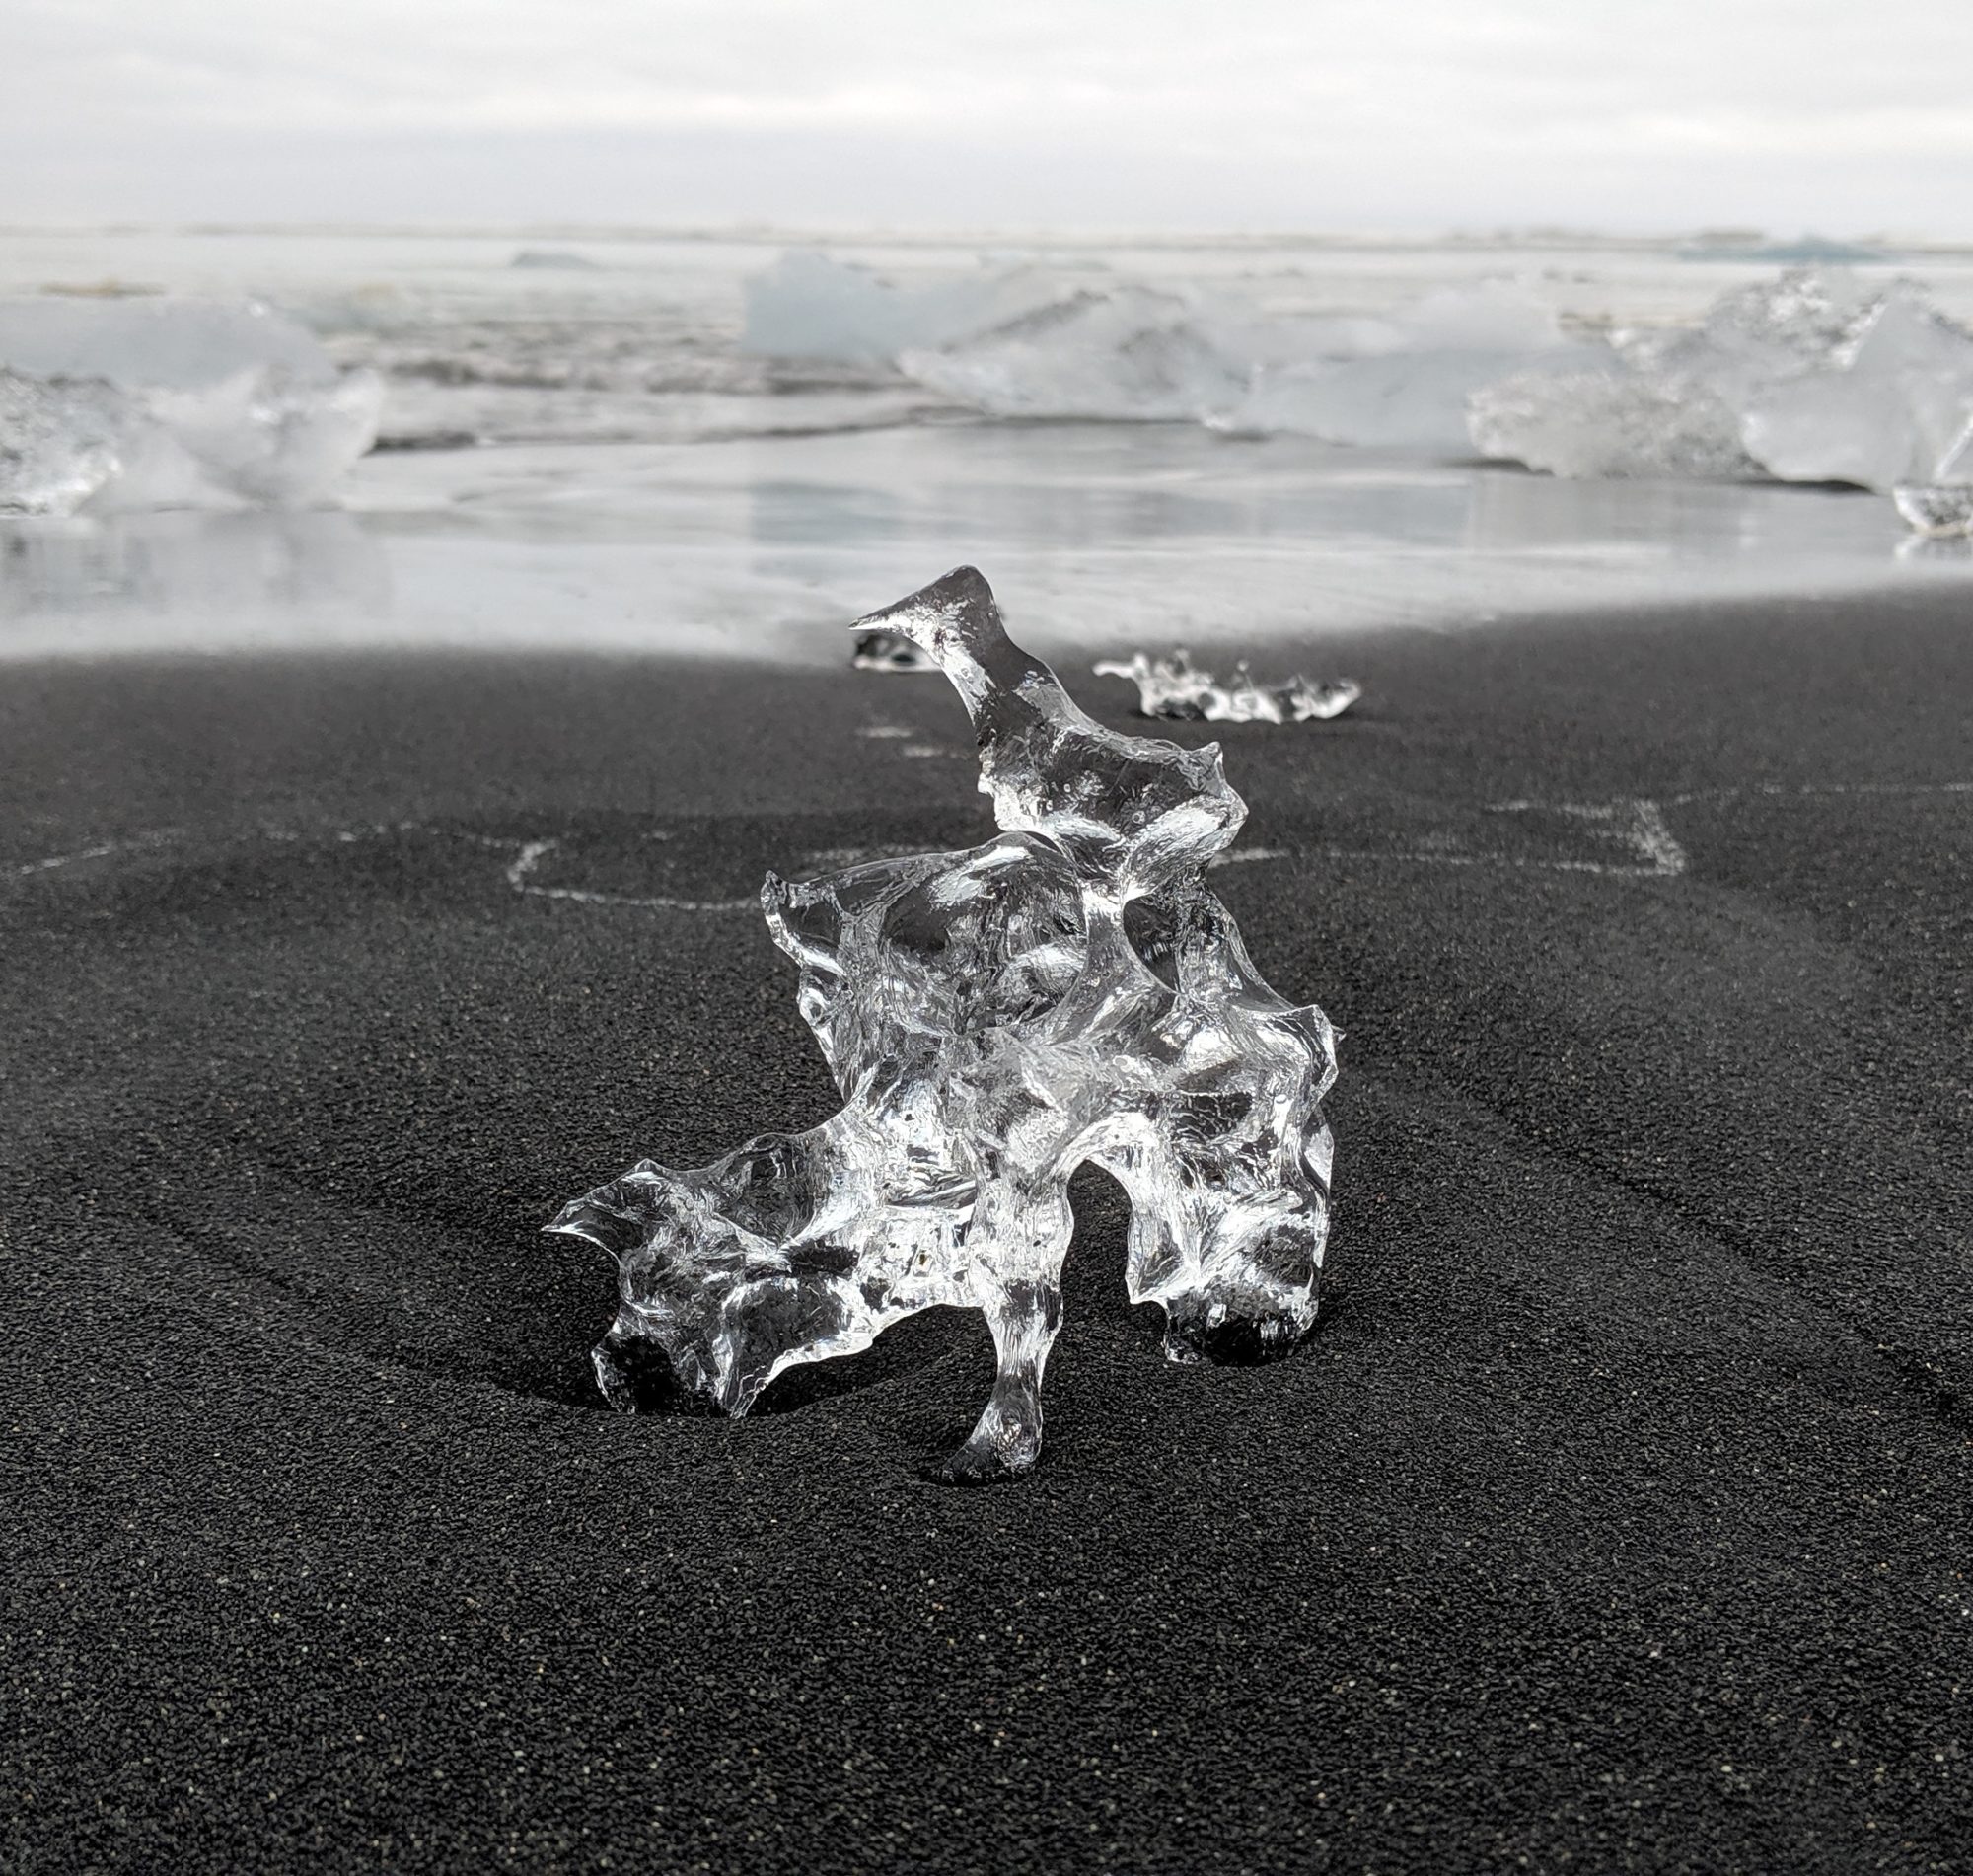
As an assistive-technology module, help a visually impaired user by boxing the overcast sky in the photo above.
[7,0,1972,234]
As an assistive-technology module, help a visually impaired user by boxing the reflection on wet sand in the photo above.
[1,424,1964,664]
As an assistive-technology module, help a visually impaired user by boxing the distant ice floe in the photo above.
[0,297,383,516]
[1095,649,1361,724]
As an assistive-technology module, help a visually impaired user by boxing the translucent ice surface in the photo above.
[0,371,127,515]
[0,297,382,512]
[1468,369,1758,480]
[1216,283,1587,452]
[850,628,934,671]
[900,289,1251,423]
[1470,270,1973,490]
[550,568,1339,1482]
[1892,483,1973,537]
[1095,648,1361,723]
[741,251,1056,367]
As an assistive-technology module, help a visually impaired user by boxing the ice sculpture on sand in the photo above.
[0,297,381,514]
[550,568,1339,1482]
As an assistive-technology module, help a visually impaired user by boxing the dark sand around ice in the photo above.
[3,588,1969,1873]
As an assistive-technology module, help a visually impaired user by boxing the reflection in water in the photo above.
[2,425,1965,664]
[0,509,392,657]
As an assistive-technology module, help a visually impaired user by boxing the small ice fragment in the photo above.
[1891,484,1973,537]
[508,249,602,269]
[1278,673,1365,722]
[550,568,1340,1483]
[1094,648,1361,724]
[851,629,935,671]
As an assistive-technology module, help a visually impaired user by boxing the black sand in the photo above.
[4,588,1969,1872]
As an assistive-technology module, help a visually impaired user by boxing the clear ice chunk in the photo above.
[549,568,1339,1482]
[0,297,382,509]
[1214,283,1588,452]
[1094,648,1361,723]
[1467,367,1758,480]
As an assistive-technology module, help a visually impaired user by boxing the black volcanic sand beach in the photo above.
[4,586,1970,1873]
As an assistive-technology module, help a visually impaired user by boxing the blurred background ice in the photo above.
[5,2,1973,659]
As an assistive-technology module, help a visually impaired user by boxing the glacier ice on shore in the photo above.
[0,297,382,515]
[1470,271,1973,490]
[1214,283,1589,453]
[742,254,1973,496]
[550,567,1339,1482]
[1095,648,1361,723]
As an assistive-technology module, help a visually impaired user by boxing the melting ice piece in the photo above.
[1892,484,1973,537]
[850,628,935,672]
[1468,270,1973,490]
[0,297,382,512]
[550,567,1339,1482]
[1095,648,1361,724]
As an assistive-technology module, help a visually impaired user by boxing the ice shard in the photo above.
[550,568,1339,1482]
[1095,648,1360,724]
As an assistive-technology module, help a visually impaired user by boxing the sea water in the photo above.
[3,227,1971,662]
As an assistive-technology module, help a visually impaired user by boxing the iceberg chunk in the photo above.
[741,251,1056,367]
[1218,282,1587,452]
[1469,270,1973,491]
[550,569,1340,1482]
[899,289,1249,422]
[0,297,382,512]
[1892,483,1973,537]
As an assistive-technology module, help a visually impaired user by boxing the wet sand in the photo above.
[3,586,1969,1872]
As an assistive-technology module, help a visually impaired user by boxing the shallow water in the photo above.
[4,423,1963,664]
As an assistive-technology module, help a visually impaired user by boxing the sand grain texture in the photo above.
[4,590,1969,1873]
